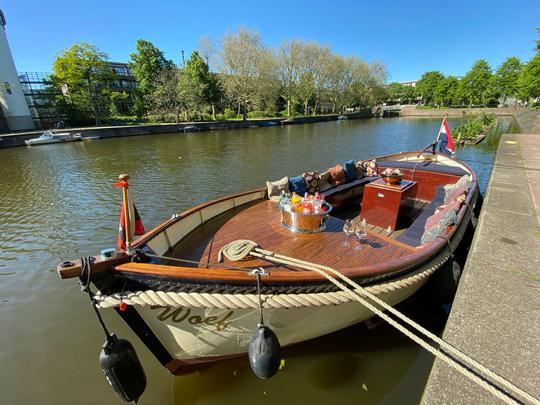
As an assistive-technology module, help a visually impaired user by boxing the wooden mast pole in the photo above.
[119,173,132,250]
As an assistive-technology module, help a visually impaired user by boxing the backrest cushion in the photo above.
[363,159,379,177]
[328,164,345,186]
[303,171,320,194]
[444,174,471,200]
[343,160,357,183]
[266,176,289,201]
[421,205,458,244]
[445,185,467,204]
[355,161,365,179]
[289,175,307,195]
[319,171,332,192]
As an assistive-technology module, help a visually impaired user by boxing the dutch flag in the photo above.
[436,118,455,155]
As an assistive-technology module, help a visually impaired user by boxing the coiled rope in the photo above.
[94,240,538,405]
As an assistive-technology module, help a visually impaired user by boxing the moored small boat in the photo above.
[57,147,479,382]
[25,130,82,146]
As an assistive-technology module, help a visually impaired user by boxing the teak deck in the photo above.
[169,200,416,272]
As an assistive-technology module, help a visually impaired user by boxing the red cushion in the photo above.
[328,165,345,186]
[445,185,467,204]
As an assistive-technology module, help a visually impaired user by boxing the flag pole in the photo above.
[118,173,132,251]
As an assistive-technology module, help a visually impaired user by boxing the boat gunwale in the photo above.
[120,151,478,285]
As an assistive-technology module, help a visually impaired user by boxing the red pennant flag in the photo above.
[117,198,145,251]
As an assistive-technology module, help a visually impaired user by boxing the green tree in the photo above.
[387,82,404,103]
[52,42,114,126]
[402,84,419,104]
[220,27,269,120]
[129,39,174,117]
[184,51,221,119]
[147,67,181,123]
[417,71,445,106]
[493,57,522,105]
[518,52,540,102]
[459,60,493,106]
[434,75,460,106]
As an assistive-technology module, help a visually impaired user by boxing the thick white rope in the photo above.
[225,240,539,405]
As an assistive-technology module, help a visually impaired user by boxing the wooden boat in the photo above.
[57,150,479,376]
[25,130,82,146]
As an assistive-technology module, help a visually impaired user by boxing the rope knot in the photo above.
[218,240,259,263]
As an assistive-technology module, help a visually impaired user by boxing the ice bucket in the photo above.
[279,201,332,233]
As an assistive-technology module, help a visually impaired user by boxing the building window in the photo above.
[4,82,12,94]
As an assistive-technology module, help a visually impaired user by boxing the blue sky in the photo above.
[2,0,539,82]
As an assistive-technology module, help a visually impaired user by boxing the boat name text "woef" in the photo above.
[150,306,234,331]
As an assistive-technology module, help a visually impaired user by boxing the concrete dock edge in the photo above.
[422,133,540,404]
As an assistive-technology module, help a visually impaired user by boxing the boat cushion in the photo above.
[303,171,320,194]
[421,208,457,245]
[425,201,460,231]
[355,161,365,178]
[363,159,379,176]
[288,175,307,195]
[396,186,446,247]
[328,164,345,186]
[266,176,289,201]
[318,171,332,192]
[377,160,468,176]
[343,160,357,183]
[444,174,472,200]
[444,185,467,204]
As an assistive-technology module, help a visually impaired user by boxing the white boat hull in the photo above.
[136,275,427,363]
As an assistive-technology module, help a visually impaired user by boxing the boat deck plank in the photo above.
[169,200,413,272]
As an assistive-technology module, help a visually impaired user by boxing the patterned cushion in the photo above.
[289,175,307,195]
[343,160,357,183]
[303,171,320,194]
[355,161,365,179]
[318,171,332,192]
[421,206,458,244]
[425,203,459,231]
[328,164,345,186]
[362,159,379,177]
[444,174,471,200]
[266,176,289,201]
[445,185,467,204]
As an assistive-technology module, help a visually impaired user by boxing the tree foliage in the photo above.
[493,57,522,103]
[52,42,114,126]
[129,39,175,116]
[458,60,493,106]
[417,71,445,105]
[518,52,540,102]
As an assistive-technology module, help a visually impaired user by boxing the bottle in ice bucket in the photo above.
[313,192,322,214]
[302,193,314,214]
[279,190,291,211]
[290,192,302,212]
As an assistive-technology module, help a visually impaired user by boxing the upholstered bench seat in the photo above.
[377,160,468,177]
[396,186,446,247]
[321,176,378,198]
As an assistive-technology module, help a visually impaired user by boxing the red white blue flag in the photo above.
[437,118,455,155]
[117,196,145,251]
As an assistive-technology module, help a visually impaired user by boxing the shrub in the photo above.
[223,108,237,120]
[454,113,496,140]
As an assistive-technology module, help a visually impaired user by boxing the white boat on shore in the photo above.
[25,130,82,146]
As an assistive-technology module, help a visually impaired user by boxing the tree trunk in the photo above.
[287,99,291,117]
[242,103,247,121]
[184,111,188,121]
[86,76,101,127]
[176,109,179,124]
[211,103,216,120]
[237,103,241,115]
[304,100,308,115]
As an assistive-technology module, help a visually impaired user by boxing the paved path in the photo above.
[422,134,540,404]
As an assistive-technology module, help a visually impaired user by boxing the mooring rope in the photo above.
[219,240,539,405]
[93,240,539,404]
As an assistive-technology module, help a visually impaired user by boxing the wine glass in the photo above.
[342,219,353,247]
[354,219,368,251]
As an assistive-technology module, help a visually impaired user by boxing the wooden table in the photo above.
[361,179,418,231]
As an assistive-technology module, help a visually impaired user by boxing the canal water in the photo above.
[0,117,517,404]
